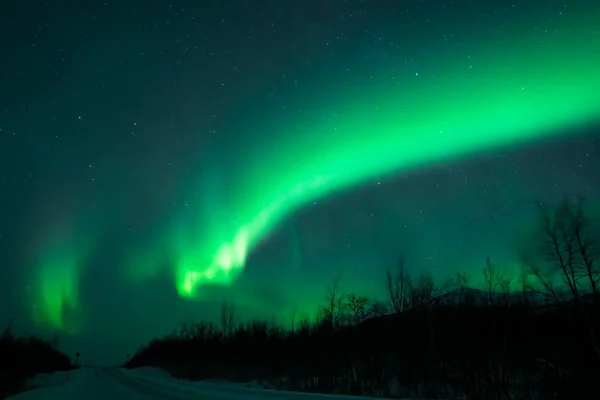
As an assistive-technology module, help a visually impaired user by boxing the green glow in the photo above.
[174,176,331,296]
[34,254,80,333]
[30,217,97,333]
[167,8,600,296]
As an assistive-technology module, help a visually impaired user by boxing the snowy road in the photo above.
[8,367,390,400]
[9,368,194,400]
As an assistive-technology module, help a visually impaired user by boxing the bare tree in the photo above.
[453,272,470,306]
[410,271,450,360]
[541,201,581,301]
[530,264,560,305]
[319,275,346,329]
[481,258,515,306]
[290,308,297,334]
[532,198,598,304]
[220,301,236,338]
[347,293,371,325]
[517,266,532,306]
[385,256,412,313]
[498,268,514,306]
[534,198,600,356]
[367,300,388,318]
[562,198,599,301]
[411,272,435,309]
[179,320,196,339]
[482,257,498,306]
[298,313,310,334]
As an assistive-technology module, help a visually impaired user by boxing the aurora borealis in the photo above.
[1,0,599,364]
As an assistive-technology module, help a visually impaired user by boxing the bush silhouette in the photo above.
[0,325,75,398]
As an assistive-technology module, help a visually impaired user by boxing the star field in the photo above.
[0,0,599,364]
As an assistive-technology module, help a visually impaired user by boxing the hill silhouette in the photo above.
[125,197,600,399]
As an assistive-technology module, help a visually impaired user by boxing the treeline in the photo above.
[126,197,600,399]
[0,322,75,398]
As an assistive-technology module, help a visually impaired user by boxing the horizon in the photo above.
[1,0,599,366]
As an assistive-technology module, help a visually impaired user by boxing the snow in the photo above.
[22,371,71,390]
[8,367,400,400]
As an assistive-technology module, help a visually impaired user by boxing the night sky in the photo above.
[1,0,599,365]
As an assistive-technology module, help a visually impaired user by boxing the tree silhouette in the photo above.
[534,197,600,357]
[220,302,236,339]
[346,293,370,325]
[385,256,411,312]
[318,275,345,329]
[122,196,600,399]
[482,257,498,306]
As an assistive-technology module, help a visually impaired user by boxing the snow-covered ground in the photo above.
[8,367,397,400]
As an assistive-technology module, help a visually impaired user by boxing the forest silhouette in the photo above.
[124,197,600,399]
[1,197,598,399]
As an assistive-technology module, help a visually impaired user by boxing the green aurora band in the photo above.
[32,5,600,330]
[170,10,600,296]
[30,215,97,333]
